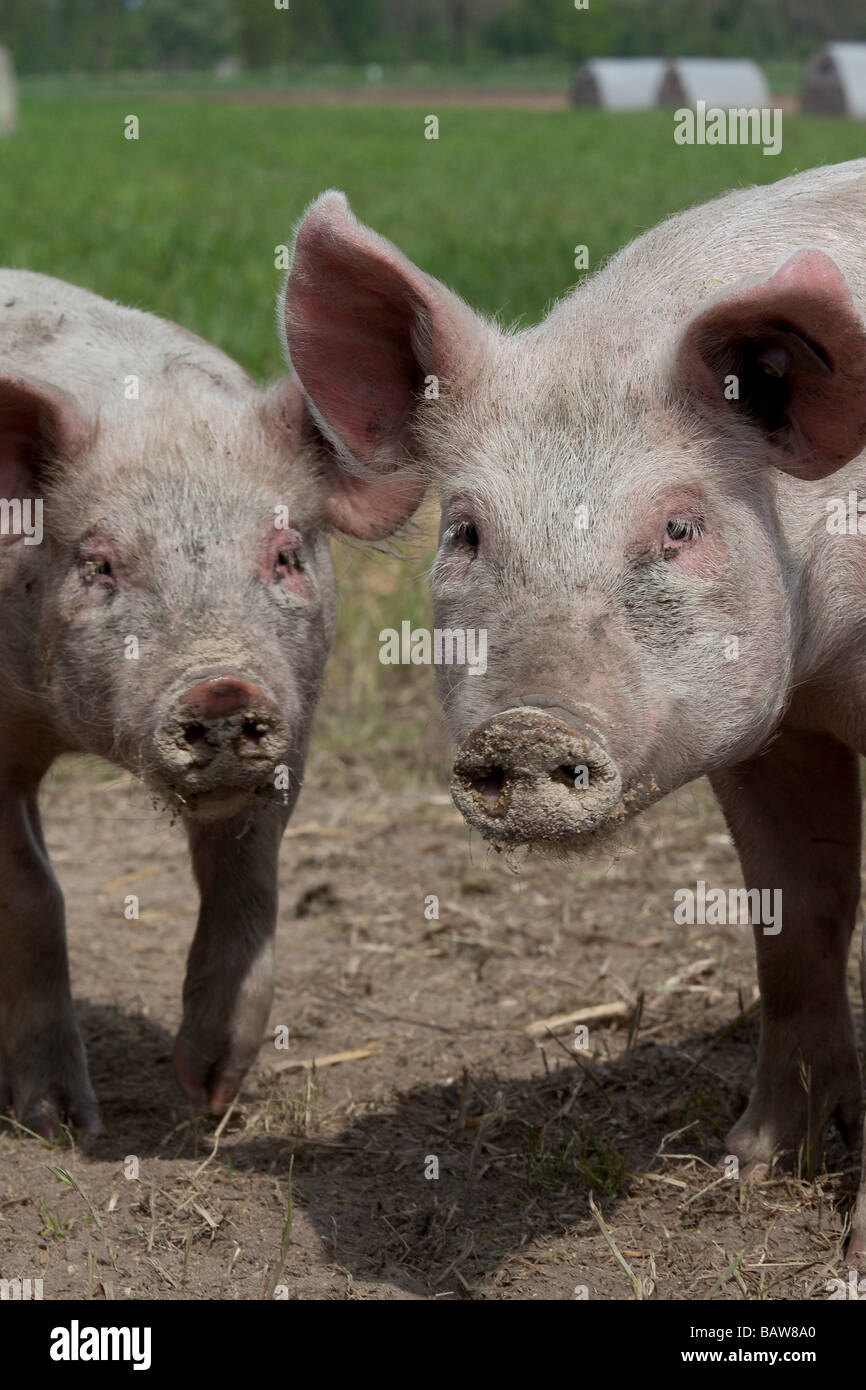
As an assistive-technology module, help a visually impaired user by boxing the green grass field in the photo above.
[2,95,864,774]
[6,100,863,373]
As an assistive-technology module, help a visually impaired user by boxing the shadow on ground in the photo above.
[34,998,857,1300]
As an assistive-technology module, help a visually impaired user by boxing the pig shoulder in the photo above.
[551,159,866,339]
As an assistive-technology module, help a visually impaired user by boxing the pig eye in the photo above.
[665,517,704,544]
[275,548,303,576]
[80,556,113,584]
[445,520,479,554]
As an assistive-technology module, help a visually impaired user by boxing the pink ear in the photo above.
[676,250,866,480]
[323,466,427,541]
[283,191,485,481]
[0,374,89,497]
[266,374,427,542]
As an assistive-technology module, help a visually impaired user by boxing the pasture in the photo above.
[0,92,864,1299]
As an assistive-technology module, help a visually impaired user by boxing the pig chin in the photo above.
[147,763,292,822]
[172,783,276,822]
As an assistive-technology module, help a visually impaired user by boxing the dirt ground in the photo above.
[172,87,570,107]
[0,744,861,1302]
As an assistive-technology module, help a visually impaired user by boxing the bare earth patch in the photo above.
[95,87,571,109]
[0,758,858,1300]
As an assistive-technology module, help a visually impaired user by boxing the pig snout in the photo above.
[151,669,290,809]
[450,707,623,846]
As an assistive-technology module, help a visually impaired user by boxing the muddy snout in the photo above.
[451,708,623,846]
[152,669,289,810]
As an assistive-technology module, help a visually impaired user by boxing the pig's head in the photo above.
[285,193,866,850]
[0,354,423,820]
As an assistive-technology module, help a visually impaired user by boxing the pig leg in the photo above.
[0,783,101,1136]
[710,728,862,1177]
[848,925,866,1263]
[173,801,289,1114]
[851,1143,866,1262]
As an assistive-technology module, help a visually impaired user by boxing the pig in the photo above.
[283,159,866,1189]
[0,270,421,1136]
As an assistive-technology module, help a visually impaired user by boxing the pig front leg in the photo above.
[710,728,862,1177]
[849,927,866,1262]
[850,1142,866,1262]
[0,785,101,1136]
[173,801,289,1114]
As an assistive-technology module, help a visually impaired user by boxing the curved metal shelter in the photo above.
[0,48,16,136]
[658,58,770,108]
[801,43,866,117]
[570,58,666,110]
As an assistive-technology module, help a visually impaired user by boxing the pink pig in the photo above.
[0,271,421,1134]
[285,159,866,1216]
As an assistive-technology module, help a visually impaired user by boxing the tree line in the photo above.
[2,0,864,74]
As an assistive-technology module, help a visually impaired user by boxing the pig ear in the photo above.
[282,190,487,487]
[0,373,89,497]
[675,250,866,480]
[266,375,428,542]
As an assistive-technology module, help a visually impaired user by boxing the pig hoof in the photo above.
[725,1116,780,1178]
[734,1156,771,1183]
[6,1087,102,1140]
[172,1034,249,1116]
[726,1073,862,1178]
[22,1097,102,1141]
[849,1233,866,1265]
[1,1043,102,1139]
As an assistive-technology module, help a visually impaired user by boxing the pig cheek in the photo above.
[262,611,326,738]
[738,585,790,696]
[263,664,302,737]
[55,563,117,620]
[434,661,475,741]
[582,653,665,784]
[41,579,106,684]
[674,530,730,580]
[431,594,490,742]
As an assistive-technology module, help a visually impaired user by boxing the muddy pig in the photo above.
[0,270,423,1135]
[284,159,866,1188]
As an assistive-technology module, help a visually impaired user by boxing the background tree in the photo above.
[3,0,866,74]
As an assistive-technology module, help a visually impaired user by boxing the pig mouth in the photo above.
[153,768,297,822]
[169,785,257,821]
[173,781,295,822]
[450,707,631,850]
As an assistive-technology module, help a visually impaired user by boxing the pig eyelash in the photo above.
[444,520,479,553]
[665,517,704,544]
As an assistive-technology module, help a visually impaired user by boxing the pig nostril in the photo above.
[469,766,507,805]
[183,722,207,747]
[451,711,623,845]
[241,718,267,747]
[551,764,583,789]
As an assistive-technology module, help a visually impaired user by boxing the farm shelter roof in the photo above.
[801,43,866,117]
[571,58,666,110]
[659,58,770,109]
